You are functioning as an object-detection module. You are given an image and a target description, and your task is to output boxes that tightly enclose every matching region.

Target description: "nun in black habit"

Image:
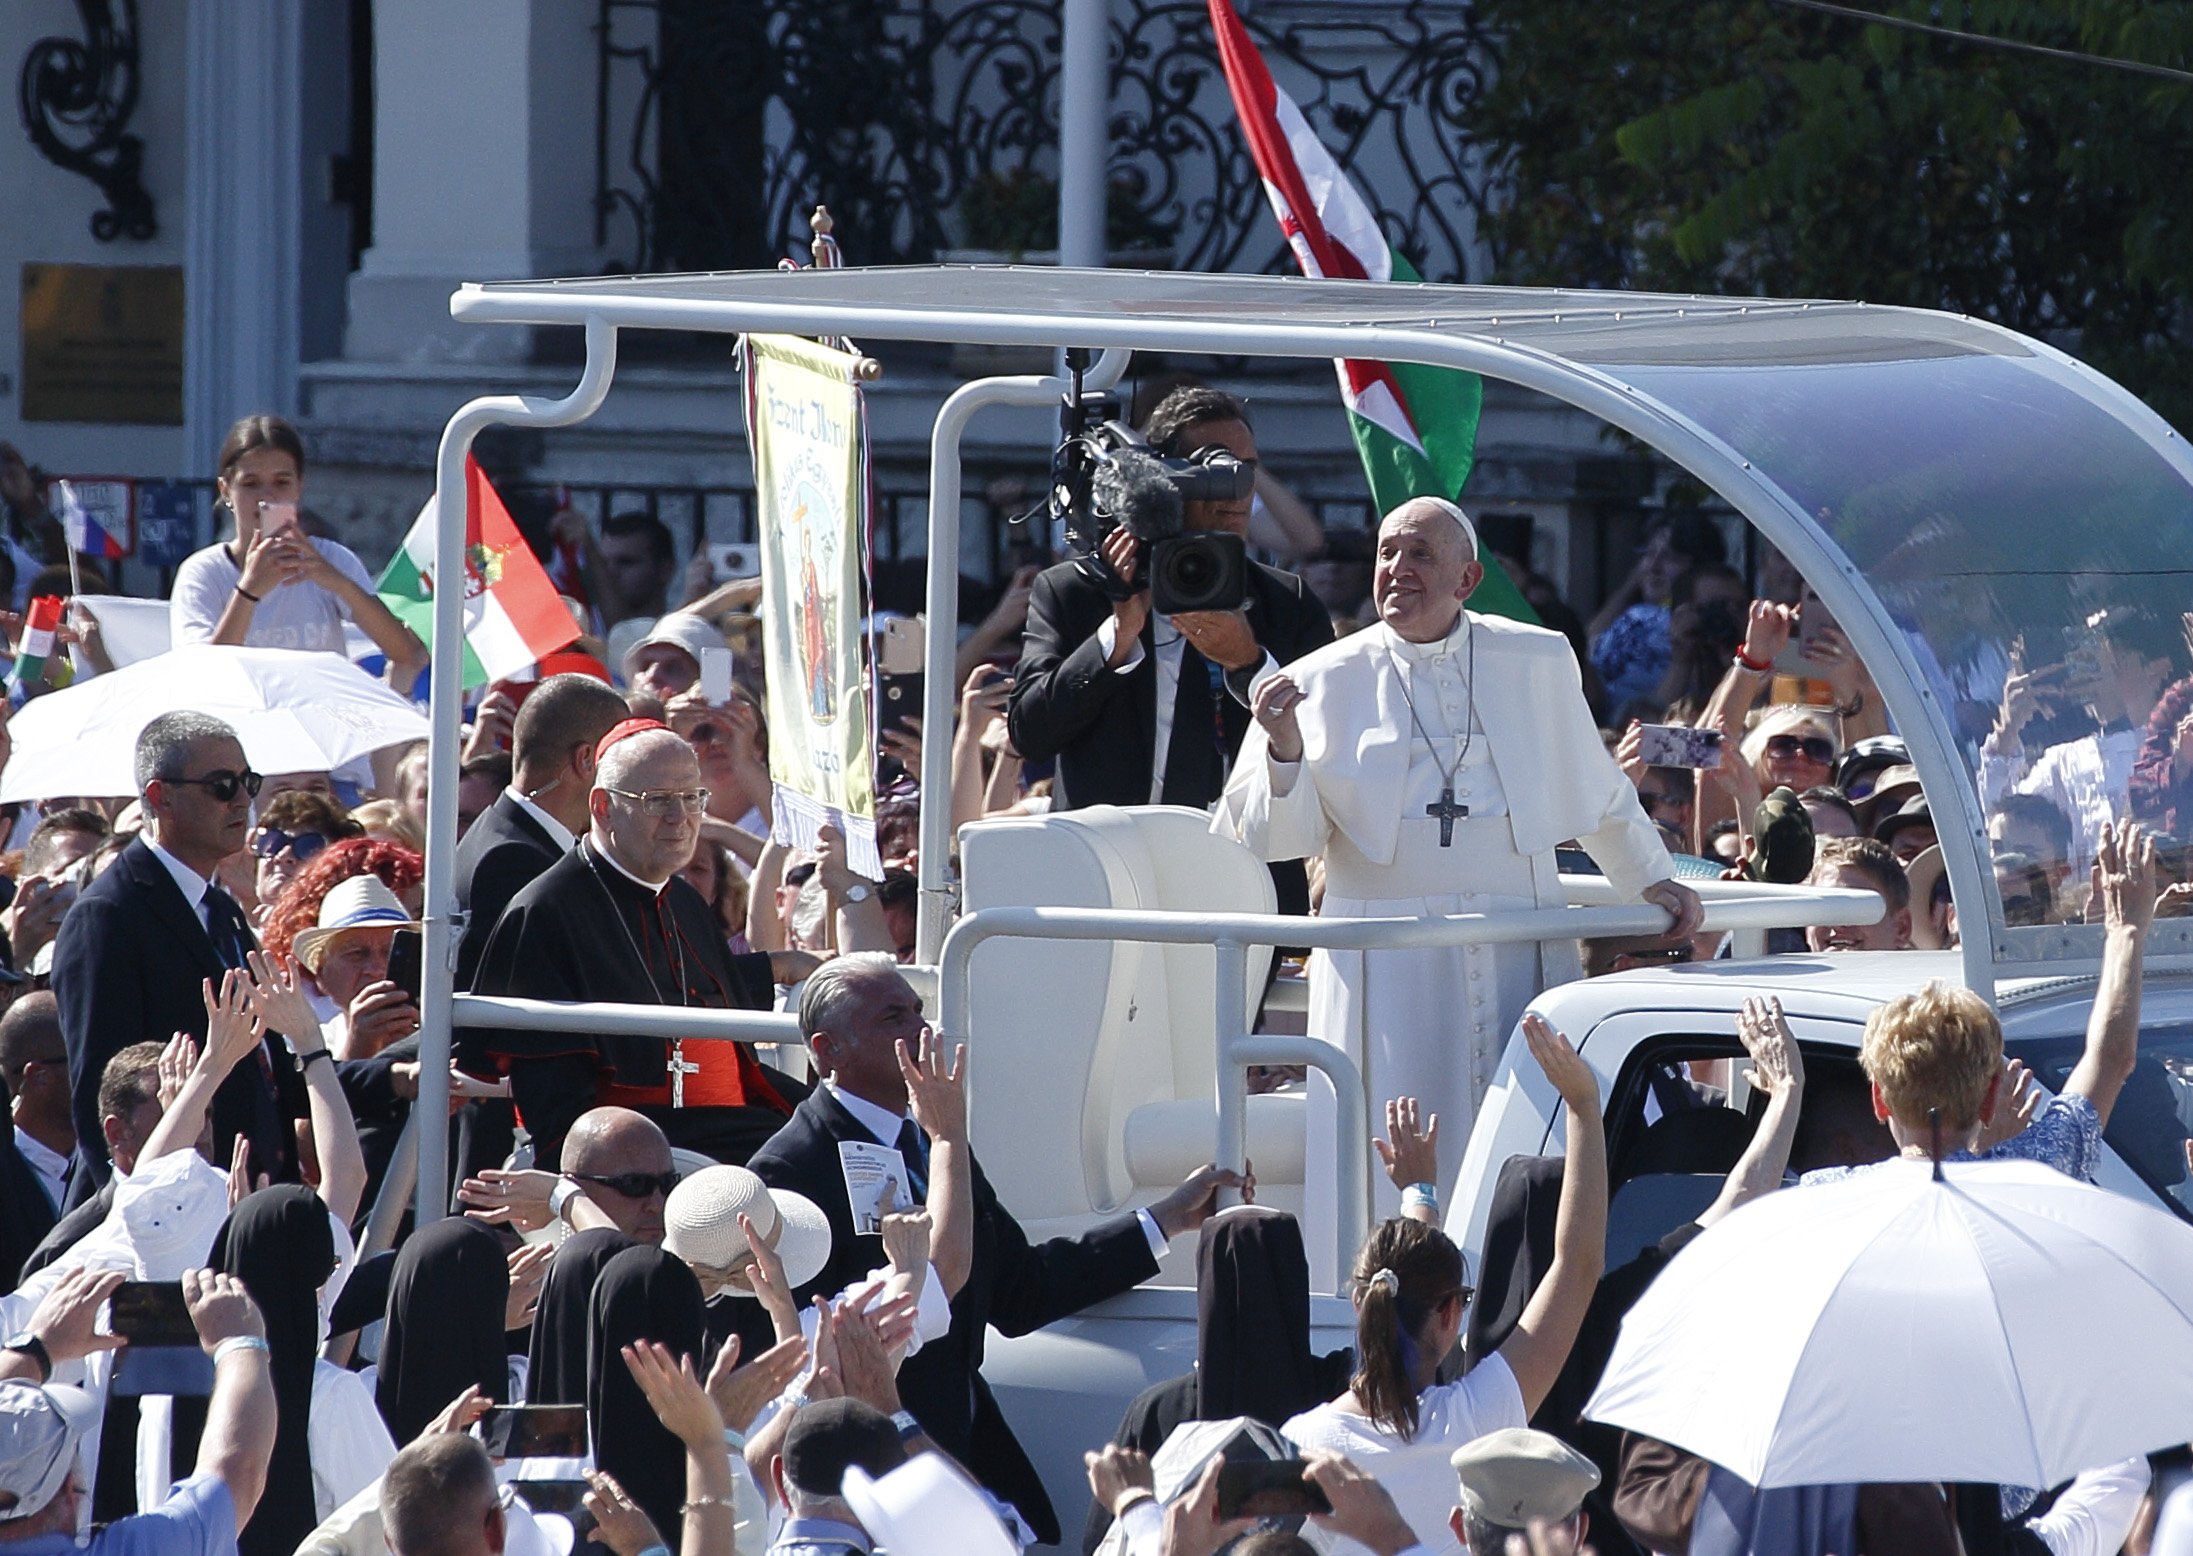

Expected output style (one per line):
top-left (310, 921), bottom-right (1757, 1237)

top-left (526, 1226), bottom-right (637, 1406)
top-left (586, 1244), bottom-right (708, 1540)
top-left (376, 1215), bottom-right (513, 1442)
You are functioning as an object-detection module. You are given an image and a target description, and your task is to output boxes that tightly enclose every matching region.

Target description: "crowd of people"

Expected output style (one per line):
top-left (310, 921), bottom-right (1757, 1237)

top-left (0, 385), bottom-right (2185, 1556)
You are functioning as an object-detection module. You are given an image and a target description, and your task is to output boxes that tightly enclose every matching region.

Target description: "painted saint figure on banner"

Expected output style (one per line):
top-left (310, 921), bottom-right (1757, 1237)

top-left (791, 492), bottom-right (838, 722)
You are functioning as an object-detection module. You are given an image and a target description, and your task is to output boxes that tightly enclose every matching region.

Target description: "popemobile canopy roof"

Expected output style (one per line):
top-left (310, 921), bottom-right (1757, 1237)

top-left (453, 265), bottom-right (2193, 994)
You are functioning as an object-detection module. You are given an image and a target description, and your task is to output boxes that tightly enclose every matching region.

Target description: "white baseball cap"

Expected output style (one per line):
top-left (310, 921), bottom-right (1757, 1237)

top-left (621, 613), bottom-right (722, 683)
top-left (0, 1380), bottom-right (99, 1520)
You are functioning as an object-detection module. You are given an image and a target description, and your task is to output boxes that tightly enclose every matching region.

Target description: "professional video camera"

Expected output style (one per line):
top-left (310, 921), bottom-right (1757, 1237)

top-left (1045, 353), bottom-right (1254, 614)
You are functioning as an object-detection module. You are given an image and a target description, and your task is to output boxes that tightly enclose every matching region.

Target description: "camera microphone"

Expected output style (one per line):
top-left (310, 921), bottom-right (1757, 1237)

top-left (1091, 447), bottom-right (1185, 543)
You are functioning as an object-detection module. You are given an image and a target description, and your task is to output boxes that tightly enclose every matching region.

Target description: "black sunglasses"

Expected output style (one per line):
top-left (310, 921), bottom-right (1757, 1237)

top-left (252, 827), bottom-right (329, 863)
top-left (572, 1169), bottom-right (680, 1200)
top-left (169, 769), bottom-right (263, 803)
top-left (1766, 734), bottom-right (1836, 764)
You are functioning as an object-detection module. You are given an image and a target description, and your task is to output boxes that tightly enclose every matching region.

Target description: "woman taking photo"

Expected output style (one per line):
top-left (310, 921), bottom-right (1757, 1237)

top-left (172, 414), bottom-right (426, 680)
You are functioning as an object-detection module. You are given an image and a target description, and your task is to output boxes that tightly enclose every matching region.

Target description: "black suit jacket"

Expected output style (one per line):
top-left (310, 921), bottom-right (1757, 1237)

top-left (747, 1089), bottom-right (1159, 1544)
top-left (17, 1180), bottom-right (109, 1284)
top-left (51, 840), bottom-right (301, 1202)
top-left (454, 792), bottom-right (564, 993)
top-left (0, 1126), bottom-right (59, 1293)
top-left (1009, 556), bottom-right (1333, 812)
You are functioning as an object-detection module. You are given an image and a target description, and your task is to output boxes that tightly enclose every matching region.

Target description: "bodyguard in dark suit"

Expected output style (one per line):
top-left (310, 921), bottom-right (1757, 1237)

top-left (453, 673), bottom-right (629, 989)
top-left (447, 674), bottom-right (628, 1185)
top-left (50, 713), bottom-right (302, 1204)
top-left (1010, 386), bottom-right (1334, 816)
top-left (747, 956), bottom-right (1240, 1545)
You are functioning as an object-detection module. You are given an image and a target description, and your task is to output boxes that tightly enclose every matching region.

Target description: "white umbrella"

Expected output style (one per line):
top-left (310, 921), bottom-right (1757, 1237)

top-left (1587, 1158), bottom-right (2193, 1490)
top-left (0, 645), bottom-right (428, 803)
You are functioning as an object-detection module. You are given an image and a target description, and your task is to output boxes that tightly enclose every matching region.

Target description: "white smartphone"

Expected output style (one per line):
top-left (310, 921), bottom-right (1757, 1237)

top-left (708, 542), bottom-right (761, 582)
top-left (258, 501), bottom-right (300, 539)
top-left (878, 615), bottom-right (925, 676)
top-left (700, 644), bottom-right (733, 705)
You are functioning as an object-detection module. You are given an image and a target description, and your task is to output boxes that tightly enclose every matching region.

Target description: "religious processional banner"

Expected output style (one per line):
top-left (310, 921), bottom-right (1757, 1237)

top-left (742, 333), bottom-right (882, 879)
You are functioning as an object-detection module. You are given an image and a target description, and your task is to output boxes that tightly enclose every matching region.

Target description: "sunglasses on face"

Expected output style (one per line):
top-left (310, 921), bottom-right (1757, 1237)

top-left (572, 1169), bottom-right (681, 1200)
top-left (1766, 734), bottom-right (1836, 765)
top-left (170, 769), bottom-right (264, 803)
top-left (252, 827), bottom-right (329, 863)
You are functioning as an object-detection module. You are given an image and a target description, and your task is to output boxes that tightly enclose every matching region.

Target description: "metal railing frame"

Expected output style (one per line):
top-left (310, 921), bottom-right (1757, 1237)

top-left (935, 885), bottom-right (1883, 1279)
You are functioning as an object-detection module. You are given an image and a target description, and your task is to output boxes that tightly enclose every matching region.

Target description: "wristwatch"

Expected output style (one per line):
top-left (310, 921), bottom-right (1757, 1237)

top-left (547, 1177), bottom-right (583, 1224)
top-left (889, 1409), bottom-right (922, 1442)
top-left (4, 1331), bottom-right (52, 1383)
top-left (842, 883), bottom-right (873, 905)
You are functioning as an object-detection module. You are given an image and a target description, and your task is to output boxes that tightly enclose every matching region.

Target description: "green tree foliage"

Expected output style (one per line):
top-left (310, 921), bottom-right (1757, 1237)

top-left (1474, 1), bottom-right (2193, 429)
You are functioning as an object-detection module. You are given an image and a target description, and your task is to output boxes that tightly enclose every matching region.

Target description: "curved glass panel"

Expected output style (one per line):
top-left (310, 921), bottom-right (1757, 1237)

top-left (1615, 345), bottom-right (2193, 958)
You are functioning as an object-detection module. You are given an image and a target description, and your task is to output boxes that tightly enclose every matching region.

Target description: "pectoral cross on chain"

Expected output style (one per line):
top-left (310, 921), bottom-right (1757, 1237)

top-left (666, 1039), bottom-right (701, 1108)
top-left (1426, 786), bottom-right (1469, 848)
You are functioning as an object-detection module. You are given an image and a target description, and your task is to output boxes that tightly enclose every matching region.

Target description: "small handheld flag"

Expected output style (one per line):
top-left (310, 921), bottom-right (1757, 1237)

top-left (8, 595), bottom-right (65, 698)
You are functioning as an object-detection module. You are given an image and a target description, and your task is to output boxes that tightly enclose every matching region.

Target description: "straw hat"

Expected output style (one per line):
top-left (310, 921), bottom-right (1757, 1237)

top-left (1906, 844), bottom-right (1953, 949)
top-left (664, 1165), bottom-right (831, 1293)
top-left (291, 875), bottom-right (418, 971)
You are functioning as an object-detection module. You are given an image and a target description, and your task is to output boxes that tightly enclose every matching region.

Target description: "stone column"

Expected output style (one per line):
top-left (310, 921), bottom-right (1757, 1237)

top-left (183, 0), bottom-right (302, 474)
top-left (344, 0), bottom-right (604, 364)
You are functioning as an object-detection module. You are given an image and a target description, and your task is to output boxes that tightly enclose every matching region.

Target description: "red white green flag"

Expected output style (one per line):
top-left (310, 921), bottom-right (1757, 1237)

top-left (377, 457), bottom-right (579, 688)
top-left (1207, 0), bottom-right (1535, 622)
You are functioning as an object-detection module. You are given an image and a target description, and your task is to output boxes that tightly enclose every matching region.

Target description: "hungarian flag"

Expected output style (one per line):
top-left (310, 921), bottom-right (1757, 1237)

top-left (7, 595), bottom-right (64, 698)
top-left (1208, 0), bottom-right (1535, 622)
top-left (377, 457), bottom-right (580, 689)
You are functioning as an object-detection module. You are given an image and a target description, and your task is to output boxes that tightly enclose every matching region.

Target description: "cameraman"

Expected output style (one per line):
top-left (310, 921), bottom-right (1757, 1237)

top-left (1009, 386), bottom-right (1333, 828)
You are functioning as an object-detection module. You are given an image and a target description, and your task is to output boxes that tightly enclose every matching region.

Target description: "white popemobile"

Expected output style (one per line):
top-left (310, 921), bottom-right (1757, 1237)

top-left (397, 266), bottom-right (2193, 1547)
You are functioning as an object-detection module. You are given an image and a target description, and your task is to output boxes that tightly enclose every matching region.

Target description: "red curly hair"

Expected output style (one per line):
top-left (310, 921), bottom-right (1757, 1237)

top-left (261, 837), bottom-right (425, 962)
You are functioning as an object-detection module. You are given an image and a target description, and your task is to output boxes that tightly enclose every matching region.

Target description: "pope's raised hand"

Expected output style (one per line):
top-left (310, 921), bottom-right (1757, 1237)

top-left (1254, 673), bottom-right (1306, 763)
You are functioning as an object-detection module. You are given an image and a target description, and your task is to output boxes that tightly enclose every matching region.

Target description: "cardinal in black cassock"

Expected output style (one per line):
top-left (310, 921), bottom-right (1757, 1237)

top-left (472, 721), bottom-right (807, 1169)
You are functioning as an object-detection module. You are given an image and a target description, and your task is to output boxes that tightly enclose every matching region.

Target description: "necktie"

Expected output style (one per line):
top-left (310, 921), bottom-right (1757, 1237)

top-left (892, 1118), bottom-right (930, 1200)
top-left (1160, 643), bottom-right (1229, 805)
top-left (203, 886), bottom-right (253, 969)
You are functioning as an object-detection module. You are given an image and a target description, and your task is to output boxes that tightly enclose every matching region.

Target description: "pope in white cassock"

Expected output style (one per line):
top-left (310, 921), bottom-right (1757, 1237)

top-left (1213, 498), bottom-right (1701, 1249)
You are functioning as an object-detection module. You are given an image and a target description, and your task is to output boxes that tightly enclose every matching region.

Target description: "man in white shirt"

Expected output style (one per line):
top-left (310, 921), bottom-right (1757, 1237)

top-left (1979, 607), bottom-right (2182, 877)
top-left (0, 997), bottom-right (73, 1215)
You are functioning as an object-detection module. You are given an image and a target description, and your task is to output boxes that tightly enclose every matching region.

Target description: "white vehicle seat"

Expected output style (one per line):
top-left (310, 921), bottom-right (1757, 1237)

top-left (958, 806), bottom-right (1300, 1278)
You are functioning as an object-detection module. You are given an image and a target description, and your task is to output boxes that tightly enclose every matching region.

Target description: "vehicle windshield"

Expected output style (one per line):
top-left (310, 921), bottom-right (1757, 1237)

top-left (2018, 1029), bottom-right (2193, 1221)
top-left (1614, 342), bottom-right (2193, 959)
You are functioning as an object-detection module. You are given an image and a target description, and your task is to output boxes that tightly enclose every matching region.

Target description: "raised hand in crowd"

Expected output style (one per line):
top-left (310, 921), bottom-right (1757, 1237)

top-left (141, 970), bottom-right (264, 1170)
top-left (457, 1167), bottom-right (561, 1232)
top-left (879, 714), bottom-right (923, 777)
top-left (815, 819), bottom-right (891, 956)
top-left (732, 1209), bottom-right (804, 1343)
top-left (703, 1331), bottom-right (807, 1438)
top-left (1975, 1058), bottom-right (2043, 1154)
top-left (420, 1384), bottom-right (492, 1442)
top-left (0, 1266), bottom-right (126, 1380)
top-left (2070, 818), bottom-right (2156, 1130)
top-left (505, 1242), bottom-right (553, 1332)
top-left (1161, 1456), bottom-right (1253, 1556)
top-left (2, 872), bottom-right (73, 969)
top-left (1082, 1443), bottom-right (1156, 1524)
top-left (1739, 598), bottom-right (1797, 668)
top-left (622, 1339), bottom-right (724, 1450)
top-left (1303, 1451), bottom-right (1421, 1556)
top-left (225, 1135), bottom-right (266, 1210)
top-left (581, 1470), bottom-right (664, 1556)
top-left (1498, 1014), bottom-right (1608, 1415)
top-left (880, 1210), bottom-right (931, 1284)
top-left (1698, 997), bottom-right (1808, 1228)
top-left (461, 688), bottom-right (518, 763)
top-left (245, 946), bottom-right (365, 1223)
top-left (1375, 1095), bottom-right (1442, 1226)
top-left (897, 1028), bottom-right (974, 1293)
